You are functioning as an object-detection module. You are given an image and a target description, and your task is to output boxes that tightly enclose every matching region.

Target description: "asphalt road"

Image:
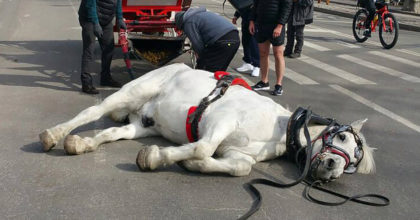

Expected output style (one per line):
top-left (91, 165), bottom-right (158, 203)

top-left (1, 0), bottom-right (419, 219)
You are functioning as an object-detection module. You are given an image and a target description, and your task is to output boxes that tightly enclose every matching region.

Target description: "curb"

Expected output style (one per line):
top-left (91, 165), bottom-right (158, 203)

top-left (329, 0), bottom-right (420, 17)
top-left (314, 6), bottom-right (420, 32)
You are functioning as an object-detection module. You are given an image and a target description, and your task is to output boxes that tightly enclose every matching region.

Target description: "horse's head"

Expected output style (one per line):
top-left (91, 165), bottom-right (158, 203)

top-left (309, 119), bottom-right (376, 182)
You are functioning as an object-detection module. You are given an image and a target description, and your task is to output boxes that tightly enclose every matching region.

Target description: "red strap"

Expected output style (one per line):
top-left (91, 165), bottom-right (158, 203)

top-left (214, 71), bottom-right (230, 80)
top-left (186, 106), bottom-right (198, 143)
top-left (232, 78), bottom-right (252, 90)
top-left (185, 72), bottom-right (251, 143)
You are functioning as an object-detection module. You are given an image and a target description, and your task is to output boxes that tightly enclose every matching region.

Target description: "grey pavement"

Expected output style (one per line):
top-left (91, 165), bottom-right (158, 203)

top-left (314, 0), bottom-right (420, 31)
top-left (1, 0), bottom-right (420, 220)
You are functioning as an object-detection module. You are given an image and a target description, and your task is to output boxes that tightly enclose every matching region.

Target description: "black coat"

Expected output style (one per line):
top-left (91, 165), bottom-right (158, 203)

top-left (290, 0), bottom-right (314, 26)
top-left (250, 0), bottom-right (293, 25)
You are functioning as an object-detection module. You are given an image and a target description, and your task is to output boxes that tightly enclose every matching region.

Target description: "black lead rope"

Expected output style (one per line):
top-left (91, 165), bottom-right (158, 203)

top-left (303, 180), bottom-right (390, 206)
top-left (238, 109), bottom-right (390, 220)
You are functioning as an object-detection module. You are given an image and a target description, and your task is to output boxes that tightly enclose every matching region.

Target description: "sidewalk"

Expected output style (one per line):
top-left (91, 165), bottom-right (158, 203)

top-left (314, 0), bottom-right (420, 32)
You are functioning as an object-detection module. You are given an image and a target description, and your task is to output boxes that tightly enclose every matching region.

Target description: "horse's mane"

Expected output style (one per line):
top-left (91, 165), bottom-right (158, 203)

top-left (356, 132), bottom-right (376, 174)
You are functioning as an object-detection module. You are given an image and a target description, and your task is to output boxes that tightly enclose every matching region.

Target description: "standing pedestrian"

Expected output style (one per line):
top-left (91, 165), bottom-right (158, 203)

top-left (175, 7), bottom-right (240, 72)
top-left (249, 0), bottom-right (293, 96)
top-left (284, 0), bottom-right (314, 58)
top-left (232, 7), bottom-right (260, 77)
top-left (78, 0), bottom-right (127, 94)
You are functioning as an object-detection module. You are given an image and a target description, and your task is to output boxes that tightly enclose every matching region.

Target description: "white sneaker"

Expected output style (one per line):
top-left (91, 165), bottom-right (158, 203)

top-left (236, 63), bottom-right (254, 72)
top-left (251, 67), bottom-right (260, 77)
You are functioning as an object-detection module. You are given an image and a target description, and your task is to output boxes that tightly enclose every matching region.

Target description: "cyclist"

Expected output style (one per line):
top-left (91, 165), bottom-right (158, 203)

top-left (359, 0), bottom-right (377, 37)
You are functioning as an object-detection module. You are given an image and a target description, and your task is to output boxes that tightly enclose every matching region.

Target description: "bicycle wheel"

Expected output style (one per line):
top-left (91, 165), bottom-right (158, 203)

top-left (352, 9), bottom-right (369, 42)
top-left (379, 13), bottom-right (399, 49)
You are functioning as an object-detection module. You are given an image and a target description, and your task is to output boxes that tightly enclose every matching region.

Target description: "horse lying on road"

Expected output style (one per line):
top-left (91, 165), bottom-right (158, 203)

top-left (39, 63), bottom-right (375, 181)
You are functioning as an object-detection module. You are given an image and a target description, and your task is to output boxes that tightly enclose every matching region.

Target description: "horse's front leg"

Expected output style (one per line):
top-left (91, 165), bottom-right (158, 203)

top-left (63, 117), bottom-right (159, 155)
top-left (136, 117), bottom-right (237, 171)
top-left (39, 92), bottom-right (131, 152)
top-left (181, 150), bottom-right (256, 176)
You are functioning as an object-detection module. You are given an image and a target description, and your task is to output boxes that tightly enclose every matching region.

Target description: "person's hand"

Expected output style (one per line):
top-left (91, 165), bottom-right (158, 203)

top-left (273, 24), bottom-right (283, 38)
top-left (249, 21), bottom-right (255, 35)
top-left (94, 23), bottom-right (103, 38)
top-left (118, 19), bottom-right (127, 30)
top-left (232, 17), bottom-right (238, 25)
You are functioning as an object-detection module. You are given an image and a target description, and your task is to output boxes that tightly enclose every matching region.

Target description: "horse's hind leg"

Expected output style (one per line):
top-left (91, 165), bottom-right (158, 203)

top-left (39, 93), bottom-right (132, 152)
top-left (181, 150), bottom-right (256, 176)
top-left (64, 116), bottom-right (158, 154)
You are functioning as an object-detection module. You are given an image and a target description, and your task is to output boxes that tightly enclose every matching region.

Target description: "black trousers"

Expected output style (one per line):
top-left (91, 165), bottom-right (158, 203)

top-left (241, 13), bottom-right (260, 67)
top-left (285, 21), bottom-right (305, 54)
top-left (80, 20), bottom-right (114, 86)
top-left (196, 31), bottom-right (240, 73)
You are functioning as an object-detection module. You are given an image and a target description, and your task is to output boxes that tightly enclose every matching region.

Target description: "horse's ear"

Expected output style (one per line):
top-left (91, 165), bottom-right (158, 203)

top-left (350, 118), bottom-right (368, 133)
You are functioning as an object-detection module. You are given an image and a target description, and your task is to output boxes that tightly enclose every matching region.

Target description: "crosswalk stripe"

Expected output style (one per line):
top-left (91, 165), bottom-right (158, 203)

top-left (310, 25), bottom-right (382, 47)
top-left (338, 54), bottom-right (420, 83)
top-left (336, 41), bottom-right (361, 48)
top-left (299, 55), bottom-right (376, 84)
top-left (369, 51), bottom-right (420, 68)
top-left (330, 84), bottom-right (420, 134)
top-left (304, 41), bottom-right (331, 51)
top-left (396, 49), bottom-right (420, 57)
top-left (284, 68), bottom-right (319, 85)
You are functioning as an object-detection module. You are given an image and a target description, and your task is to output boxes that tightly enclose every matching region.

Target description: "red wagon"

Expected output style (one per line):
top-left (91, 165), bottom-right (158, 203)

top-left (116, 0), bottom-right (195, 78)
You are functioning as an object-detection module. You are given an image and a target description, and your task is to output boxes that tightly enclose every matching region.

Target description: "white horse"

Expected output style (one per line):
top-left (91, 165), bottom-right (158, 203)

top-left (39, 63), bottom-right (375, 181)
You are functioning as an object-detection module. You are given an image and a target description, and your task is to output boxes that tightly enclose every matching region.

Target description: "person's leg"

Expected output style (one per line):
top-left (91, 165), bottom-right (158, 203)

top-left (271, 25), bottom-right (286, 95)
top-left (80, 20), bottom-right (98, 94)
top-left (364, 0), bottom-right (376, 37)
top-left (98, 22), bottom-right (120, 87)
top-left (294, 25), bottom-right (305, 54)
top-left (259, 41), bottom-right (271, 83)
top-left (284, 19), bottom-right (295, 56)
top-left (236, 20), bottom-right (254, 72)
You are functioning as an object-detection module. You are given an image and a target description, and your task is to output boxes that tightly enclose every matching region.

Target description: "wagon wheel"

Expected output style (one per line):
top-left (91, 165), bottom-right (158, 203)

top-left (184, 38), bottom-right (197, 69)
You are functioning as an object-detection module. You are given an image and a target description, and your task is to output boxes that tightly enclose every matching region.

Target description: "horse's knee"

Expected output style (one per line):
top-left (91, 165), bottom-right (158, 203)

top-left (193, 142), bottom-right (216, 160)
top-left (230, 160), bottom-right (252, 176)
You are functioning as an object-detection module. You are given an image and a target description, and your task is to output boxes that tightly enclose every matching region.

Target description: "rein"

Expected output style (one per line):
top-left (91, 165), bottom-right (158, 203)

top-left (239, 107), bottom-right (390, 219)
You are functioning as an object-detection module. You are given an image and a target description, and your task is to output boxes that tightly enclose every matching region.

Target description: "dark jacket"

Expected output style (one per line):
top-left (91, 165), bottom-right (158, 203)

top-left (290, 0), bottom-right (314, 26)
top-left (179, 7), bottom-right (238, 56)
top-left (249, 0), bottom-right (293, 25)
top-left (79, 0), bottom-right (123, 26)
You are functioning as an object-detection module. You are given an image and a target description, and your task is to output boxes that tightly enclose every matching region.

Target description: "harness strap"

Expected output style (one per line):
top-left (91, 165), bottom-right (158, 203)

top-left (185, 71), bottom-right (251, 143)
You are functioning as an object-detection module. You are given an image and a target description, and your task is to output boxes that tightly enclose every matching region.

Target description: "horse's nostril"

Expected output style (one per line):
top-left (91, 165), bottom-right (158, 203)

top-left (326, 158), bottom-right (335, 169)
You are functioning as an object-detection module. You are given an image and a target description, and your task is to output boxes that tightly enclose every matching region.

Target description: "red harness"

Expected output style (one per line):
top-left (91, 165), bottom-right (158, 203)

top-left (185, 71), bottom-right (252, 143)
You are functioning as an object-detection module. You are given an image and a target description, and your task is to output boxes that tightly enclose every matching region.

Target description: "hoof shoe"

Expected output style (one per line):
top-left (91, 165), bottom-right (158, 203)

top-left (39, 129), bottom-right (57, 152)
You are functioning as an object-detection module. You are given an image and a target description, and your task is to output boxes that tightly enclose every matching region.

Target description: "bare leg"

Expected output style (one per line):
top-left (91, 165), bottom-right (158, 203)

top-left (273, 45), bottom-right (285, 86)
top-left (258, 41), bottom-right (271, 83)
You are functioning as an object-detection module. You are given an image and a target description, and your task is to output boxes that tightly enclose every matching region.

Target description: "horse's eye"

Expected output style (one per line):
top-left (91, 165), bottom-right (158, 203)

top-left (338, 133), bottom-right (346, 141)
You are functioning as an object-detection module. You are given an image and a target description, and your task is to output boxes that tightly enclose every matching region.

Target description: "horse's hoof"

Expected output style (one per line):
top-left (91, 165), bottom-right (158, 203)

top-left (64, 135), bottom-right (86, 155)
top-left (136, 145), bottom-right (161, 171)
top-left (39, 129), bottom-right (57, 152)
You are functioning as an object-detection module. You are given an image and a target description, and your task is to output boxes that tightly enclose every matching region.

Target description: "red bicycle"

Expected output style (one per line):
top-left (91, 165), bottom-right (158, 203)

top-left (352, 1), bottom-right (399, 49)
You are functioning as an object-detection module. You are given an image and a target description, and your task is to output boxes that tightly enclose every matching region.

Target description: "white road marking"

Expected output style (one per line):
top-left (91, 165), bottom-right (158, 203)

top-left (235, 51), bottom-right (319, 85)
top-left (300, 55), bottom-right (376, 84)
top-left (330, 84), bottom-right (420, 133)
top-left (304, 41), bottom-right (331, 51)
top-left (310, 25), bottom-right (382, 47)
top-left (369, 51), bottom-right (420, 68)
top-left (337, 54), bottom-right (420, 83)
top-left (396, 49), bottom-right (420, 57)
top-left (305, 28), bottom-right (333, 33)
top-left (336, 41), bottom-right (361, 48)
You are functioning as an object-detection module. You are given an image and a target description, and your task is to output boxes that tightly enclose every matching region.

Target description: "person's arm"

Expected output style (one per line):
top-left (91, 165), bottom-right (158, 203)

top-left (298, 0), bottom-right (313, 7)
top-left (249, 0), bottom-right (259, 22)
top-left (277, 0), bottom-right (293, 25)
top-left (86, 0), bottom-right (99, 24)
top-left (184, 22), bottom-right (205, 56)
top-left (116, 0), bottom-right (127, 29)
